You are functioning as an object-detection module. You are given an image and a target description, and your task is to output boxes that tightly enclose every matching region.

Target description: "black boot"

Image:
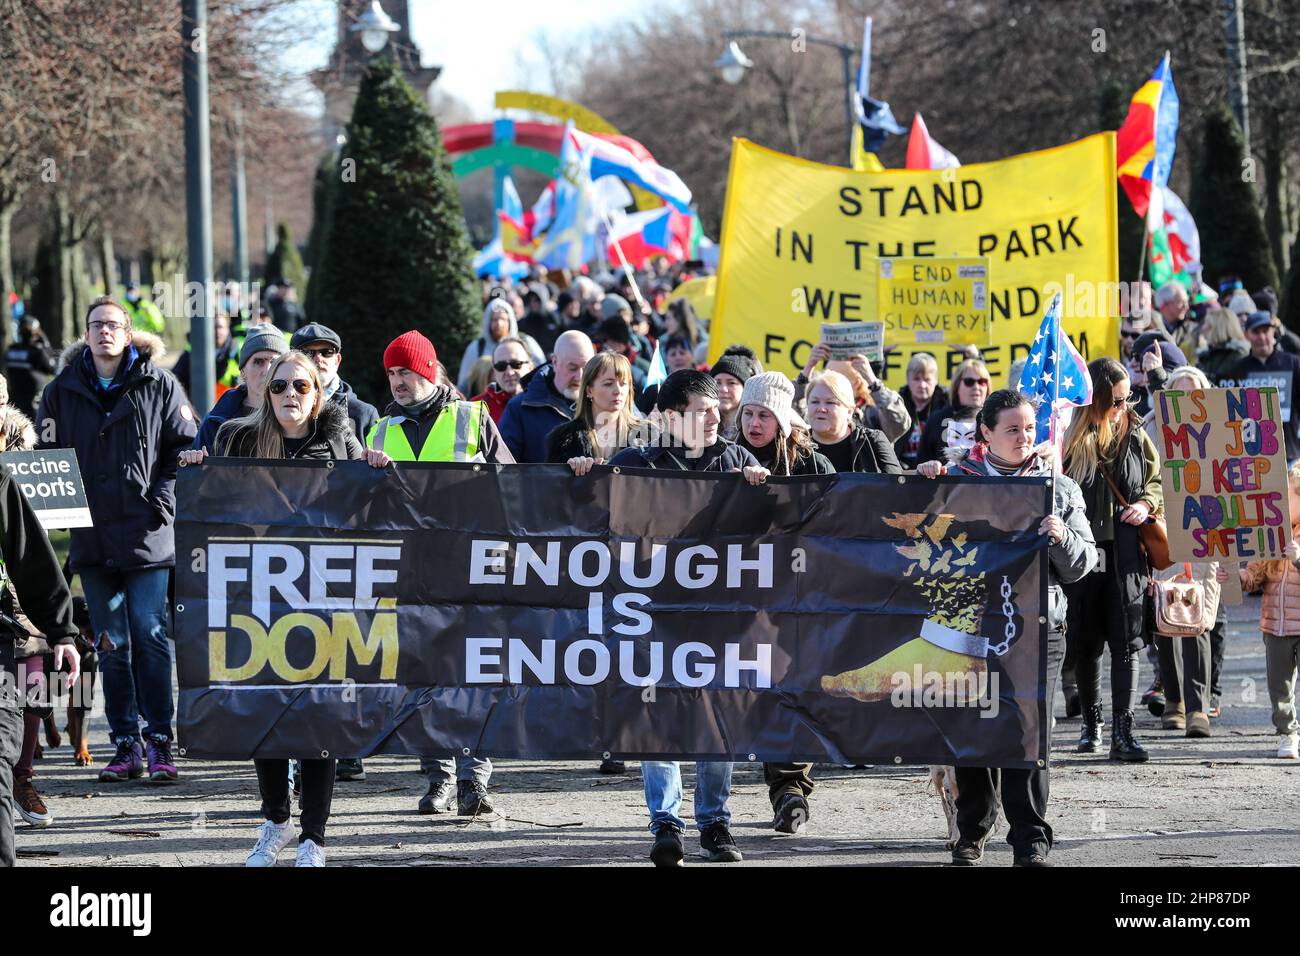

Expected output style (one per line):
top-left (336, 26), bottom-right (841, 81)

top-left (1109, 710), bottom-right (1149, 762)
top-left (1064, 686), bottom-right (1082, 719)
top-left (1077, 704), bottom-right (1103, 753)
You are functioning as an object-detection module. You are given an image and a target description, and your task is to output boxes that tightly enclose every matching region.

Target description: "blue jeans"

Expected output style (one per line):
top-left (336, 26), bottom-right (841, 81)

top-left (80, 567), bottom-right (175, 744)
top-left (419, 755), bottom-right (492, 786)
top-left (641, 761), bottom-right (733, 834)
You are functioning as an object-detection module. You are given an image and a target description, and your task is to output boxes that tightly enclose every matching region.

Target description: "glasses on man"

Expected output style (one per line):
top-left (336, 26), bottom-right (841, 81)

top-left (962, 376), bottom-right (990, 388)
top-left (304, 346), bottom-right (339, 359)
top-left (268, 378), bottom-right (313, 396)
top-left (493, 359), bottom-right (528, 372)
top-left (88, 320), bottom-right (127, 333)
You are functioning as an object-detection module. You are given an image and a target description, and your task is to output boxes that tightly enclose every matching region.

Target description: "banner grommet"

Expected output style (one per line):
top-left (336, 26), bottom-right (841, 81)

top-left (602, 751), bottom-right (611, 759)
top-left (1038, 616), bottom-right (1047, 624)
top-left (893, 756), bottom-right (902, 764)
top-left (462, 747), bottom-right (471, 755)
top-left (176, 604), bottom-right (184, 613)
top-left (325, 461), bottom-right (334, 469)
top-left (1037, 759), bottom-right (1045, 767)
top-left (612, 467), bottom-right (621, 474)
top-left (321, 750), bottom-right (330, 758)
top-left (896, 476), bottom-right (905, 484)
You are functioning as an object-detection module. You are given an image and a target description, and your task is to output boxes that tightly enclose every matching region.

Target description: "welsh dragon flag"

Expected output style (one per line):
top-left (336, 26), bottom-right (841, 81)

top-left (1146, 185), bottom-right (1201, 292)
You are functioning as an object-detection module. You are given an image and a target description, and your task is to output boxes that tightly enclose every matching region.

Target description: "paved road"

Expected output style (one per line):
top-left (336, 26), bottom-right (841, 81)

top-left (15, 596), bottom-right (1299, 867)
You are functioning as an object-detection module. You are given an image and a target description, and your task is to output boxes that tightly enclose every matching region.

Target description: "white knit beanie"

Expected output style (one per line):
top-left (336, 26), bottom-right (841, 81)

top-left (740, 372), bottom-right (808, 436)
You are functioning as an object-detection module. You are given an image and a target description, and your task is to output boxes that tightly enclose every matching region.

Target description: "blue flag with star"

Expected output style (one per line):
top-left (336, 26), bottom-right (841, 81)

top-left (1016, 293), bottom-right (1094, 447)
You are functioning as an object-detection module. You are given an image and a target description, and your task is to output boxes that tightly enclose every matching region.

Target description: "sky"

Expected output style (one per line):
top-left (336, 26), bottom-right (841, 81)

top-left (283, 0), bottom-right (655, 120)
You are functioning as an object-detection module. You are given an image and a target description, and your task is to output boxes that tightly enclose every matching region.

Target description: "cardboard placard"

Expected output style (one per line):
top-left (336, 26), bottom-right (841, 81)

top-left (877, 256), bottom-right (990, 348)
top-left (0, 448), bottom-right (93, 530)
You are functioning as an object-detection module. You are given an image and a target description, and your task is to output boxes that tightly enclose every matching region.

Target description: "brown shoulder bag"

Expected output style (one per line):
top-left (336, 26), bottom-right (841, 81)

top-left (1101, 469), bottom-right (1173, 571)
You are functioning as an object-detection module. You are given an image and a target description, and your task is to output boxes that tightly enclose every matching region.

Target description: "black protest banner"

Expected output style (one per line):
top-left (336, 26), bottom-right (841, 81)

top-left (175, 461), bottom-right (1050, 767)
top-left (0, 448), bottom-right (92, 529)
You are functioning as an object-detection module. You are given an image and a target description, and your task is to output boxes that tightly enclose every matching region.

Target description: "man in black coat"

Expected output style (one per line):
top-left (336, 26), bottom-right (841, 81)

top-left (1226, 312), bottom-right (1300, 462)
top-left (5, 317), bottom-right (57, 419)
top-left (37, 296), bottom-right (197, 784)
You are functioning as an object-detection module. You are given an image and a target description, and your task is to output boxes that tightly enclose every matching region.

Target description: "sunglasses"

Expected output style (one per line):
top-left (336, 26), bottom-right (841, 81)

top-left (269, 378), bottom-right (313, 396)
top-left (1119, 329), bottom-right (1140, 340)
top-left (1111, 395), bottom-right (1134, 409)
top-left (494, 359), bottom-right (528, 371)
top-left (962, 377), bottom-right (990, 388)
top-left (304, 346), bottom-right (339, 358)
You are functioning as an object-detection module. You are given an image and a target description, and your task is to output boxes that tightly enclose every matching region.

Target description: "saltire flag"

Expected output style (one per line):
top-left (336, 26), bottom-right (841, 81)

top-left (905, 114), bottom-right (960, 170)
top-left (851, 17), bottom-right (904, 162)
top-left (568, 125), bottom-right (692, 213)
top-left (472, 237), bottom-right (530, 279)
top-left (1017, 293), bottom-right (1093, 459)
top-left (1146, 185), bottom-right (1201, 292)
top-left (644, 338), bottom-right (669, 389)
top-left (1116, 52), bottom-right (1179, 219)
top-left (535, 122), bottom-right (598, 270)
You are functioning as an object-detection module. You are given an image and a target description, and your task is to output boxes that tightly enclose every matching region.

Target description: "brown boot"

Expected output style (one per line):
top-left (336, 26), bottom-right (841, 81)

top-left (1161, 700), bottom-right (1186, 730)
top-left (14, 776), bottom-right (54, 828)
top-left (1186, 711), bottom-right (1211, 738)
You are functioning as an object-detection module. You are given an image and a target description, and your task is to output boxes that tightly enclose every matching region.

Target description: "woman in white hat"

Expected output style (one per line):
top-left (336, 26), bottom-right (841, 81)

top-left (736, 372), bottom-right (833, 476)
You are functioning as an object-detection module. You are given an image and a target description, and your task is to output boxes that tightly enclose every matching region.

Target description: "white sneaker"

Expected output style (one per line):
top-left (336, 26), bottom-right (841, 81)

top-left (296, 839), bottom-right (326, 867)
top-left (1277, 734), bottom-right (1299, 759)
top-left (245, 819), bottom-right (294, 867)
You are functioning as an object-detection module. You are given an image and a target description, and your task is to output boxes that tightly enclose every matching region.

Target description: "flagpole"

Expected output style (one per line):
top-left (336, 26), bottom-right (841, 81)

top-left (1052, 295), bottom-right (1063, 480)
top-left (601, 206), bottom-right (649, 311)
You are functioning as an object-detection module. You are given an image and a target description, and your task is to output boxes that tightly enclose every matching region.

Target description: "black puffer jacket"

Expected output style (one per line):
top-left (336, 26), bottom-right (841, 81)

top-left (37, 332), bottom-right (197, 572)
top-left (813, 423), bottom-right (903, 474)
top-left (215, 400), bottom-right (364, 461)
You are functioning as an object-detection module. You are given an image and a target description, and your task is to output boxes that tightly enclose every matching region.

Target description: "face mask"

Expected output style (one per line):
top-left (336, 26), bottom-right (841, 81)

top-left (126, 293), bottom-right (140, 304)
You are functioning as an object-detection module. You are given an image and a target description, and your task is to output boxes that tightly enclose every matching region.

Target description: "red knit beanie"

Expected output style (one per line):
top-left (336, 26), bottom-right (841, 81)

top-left (383, 330), bottom-right (439, 384)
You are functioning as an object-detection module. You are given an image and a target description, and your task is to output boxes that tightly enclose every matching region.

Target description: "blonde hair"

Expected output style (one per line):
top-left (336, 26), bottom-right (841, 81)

top-left (823, 360), bottom-right (873, 407)
top-left (1063, 356), bottom-right (1135, 486)
top-left (812, 369), bottom-right (856, 410)
top-left (217, 352), bottom-right (325, 459)
top-left (467, 354), bottom-right (493, 397)
top-left (1199, 306), bottom-right (1247, 347)
top-left (1164, 365), bottom-right (1211, 391)
top-left (573, 351), bottom-right (642, 451)
top-left (950, 359), bottom-right (990, 408)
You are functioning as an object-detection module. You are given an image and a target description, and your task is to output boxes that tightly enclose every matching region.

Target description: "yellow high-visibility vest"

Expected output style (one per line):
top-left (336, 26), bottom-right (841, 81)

top-left (365, 400), bottom-right (485, 462)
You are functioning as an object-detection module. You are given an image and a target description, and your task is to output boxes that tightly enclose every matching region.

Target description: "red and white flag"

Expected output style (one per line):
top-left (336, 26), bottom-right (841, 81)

top-left (905, 114), bottom-right (960, 170)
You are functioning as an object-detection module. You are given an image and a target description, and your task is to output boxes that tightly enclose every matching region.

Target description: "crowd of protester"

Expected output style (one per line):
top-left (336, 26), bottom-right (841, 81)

top-left (2, 268), bottom-right (1300, 870)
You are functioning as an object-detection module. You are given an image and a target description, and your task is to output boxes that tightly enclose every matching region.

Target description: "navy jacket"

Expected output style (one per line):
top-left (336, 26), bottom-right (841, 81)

top-left (37, 332), bottom-right (198, 571)
top-left (609, 438), bottom-right (759, 472)
top-left (499, 365), bottom-right (575, 463)
top-left (192, 384), bottom-right (252, 453)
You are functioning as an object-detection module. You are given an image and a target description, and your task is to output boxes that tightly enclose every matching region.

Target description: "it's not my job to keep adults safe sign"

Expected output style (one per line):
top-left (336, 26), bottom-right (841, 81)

top-left (0, 449), bottom-right (93, 529)
top-left (877, 256), bottom-right (990, 348)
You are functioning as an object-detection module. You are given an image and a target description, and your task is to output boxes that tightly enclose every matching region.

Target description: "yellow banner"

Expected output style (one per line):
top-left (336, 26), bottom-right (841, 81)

top-left (710, 134), bottom-right (1119, 388)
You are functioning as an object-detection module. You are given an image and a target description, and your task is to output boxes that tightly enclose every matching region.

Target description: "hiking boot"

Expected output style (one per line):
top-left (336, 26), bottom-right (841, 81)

top-left (951, 837), bottom-right (985, 866)
top-left (418, 780), bottom-right (454, 814)
top-left (144, 736), bottom-right (178, 783)
top-left (1077, 704), bottom-right (1104, 753)
top-left (1185, 711), bottom-right (1211, 738)
top-left (1109, 710), bottom-right (1149, 762)
top-left (99, 739), bottom-right (144, 782)
top-left (335, 758), bottom-right (365, 781)
top-left (457, 779), bottom-right (494, 815)
top-left (650, 823), bottom-right (684, 867)
top-left (598, 758), bottom-right (627, 774)
top-left (1161, 700), bottom-right (1186, 730)
top-left (1014, 853), bottom-right (1051, 867)
top-left (772, 792), bottom-right (809, 834)
top-left (699, 823), bottom-right (743, 862)
top-left (14, 776), bottom-right (53, 827)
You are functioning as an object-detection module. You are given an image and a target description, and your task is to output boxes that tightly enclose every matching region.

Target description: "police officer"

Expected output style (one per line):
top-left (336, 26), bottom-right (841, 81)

top-left (121, 283), bottom-right (166, 336)
top-left (5, 317), bottom-right (56, 418)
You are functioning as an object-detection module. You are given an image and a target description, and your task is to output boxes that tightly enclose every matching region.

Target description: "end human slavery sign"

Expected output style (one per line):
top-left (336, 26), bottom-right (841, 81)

top-left (709, 134), bottom-right (1118, 388)
top-left (175, 461), bottom-right (1051, 768)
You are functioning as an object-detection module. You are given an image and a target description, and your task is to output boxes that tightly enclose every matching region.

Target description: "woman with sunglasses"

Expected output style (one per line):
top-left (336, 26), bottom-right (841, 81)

top-left (179, 351), bottom-right (391, 866)
top-left (807, 370), bottom-right (902, 474)
top-left (916, 359), bottom-right (991, 473)
top-left (1060, 356), bottom-right (1163, 762)
top-left (471, 337), bottom-right (534, 423)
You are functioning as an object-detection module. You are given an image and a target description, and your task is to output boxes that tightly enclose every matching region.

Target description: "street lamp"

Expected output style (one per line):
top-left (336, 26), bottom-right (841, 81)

top-left (714, 30), bottom-right (857, 163)
top-left (352, 0), bottom-right (399, 54)
top-left (714, 41), bottom-right (754, 85)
